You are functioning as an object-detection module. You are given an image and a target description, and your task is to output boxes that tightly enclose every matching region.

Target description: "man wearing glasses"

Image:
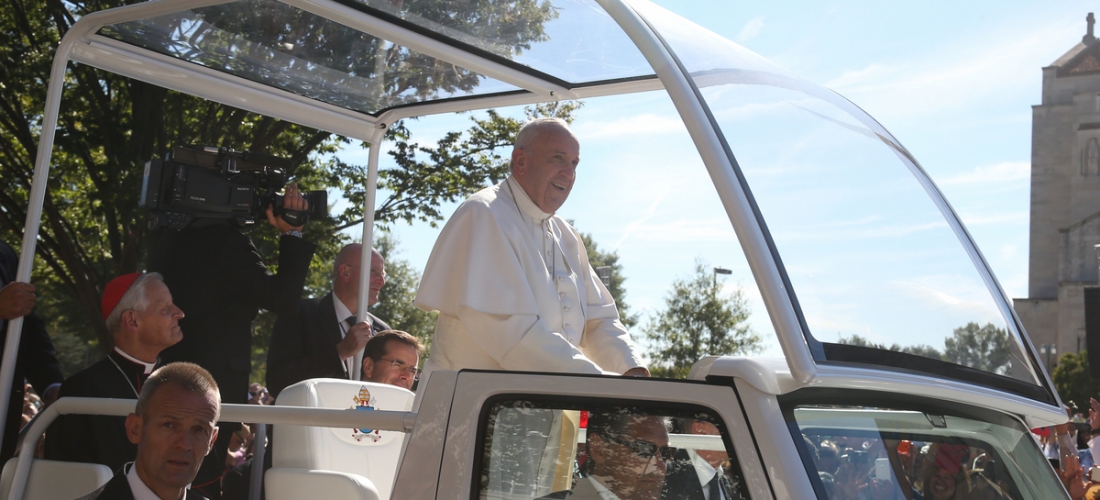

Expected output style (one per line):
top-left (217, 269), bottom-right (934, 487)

top-left (267, 243), bottom-right (392, 398)
top-left (544, 410), bottom-right (671, 500)
top-left (361, 330), bottom-right (423, 391)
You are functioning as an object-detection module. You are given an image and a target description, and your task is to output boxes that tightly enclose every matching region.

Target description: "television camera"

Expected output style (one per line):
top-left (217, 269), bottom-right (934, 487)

top-left (140, 145), bottom-right (327, 230)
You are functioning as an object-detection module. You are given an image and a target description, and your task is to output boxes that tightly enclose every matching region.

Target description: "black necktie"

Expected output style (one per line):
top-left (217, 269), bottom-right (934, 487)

top-left (344, 315), bottom-right (356, 331)
top-left (707, 474), bottom-right (721, 500)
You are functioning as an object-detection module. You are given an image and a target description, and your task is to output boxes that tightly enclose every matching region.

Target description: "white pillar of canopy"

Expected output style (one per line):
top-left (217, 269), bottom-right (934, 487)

top-left (353, 125), bottom-right (385, 382)
top-left (0, 31), bottom-right (78, 458)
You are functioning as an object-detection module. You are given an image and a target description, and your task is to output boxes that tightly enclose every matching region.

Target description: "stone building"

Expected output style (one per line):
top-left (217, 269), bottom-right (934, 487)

top-left (1014, 14), bottom-right (1100, 371)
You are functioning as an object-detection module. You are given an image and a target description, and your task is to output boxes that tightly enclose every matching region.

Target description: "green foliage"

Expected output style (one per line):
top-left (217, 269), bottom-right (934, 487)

top-left (837, 322), bottom-right (1011, 374)
top-left (578, 231), bottom-right (637, 328)
top-left (943, 322), bottom-right (1010, 375)
top-left (335, 101), bottom-right (583, 230)
top-left (370, 233), bottom-right (437, 354)
top-left (644, 260), bottom-right (760, 379)
top-left (1053, 351), bottom-right (1100, 412)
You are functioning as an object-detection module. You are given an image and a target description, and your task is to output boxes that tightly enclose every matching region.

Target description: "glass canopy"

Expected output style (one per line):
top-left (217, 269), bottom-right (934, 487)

top-left (90, 0), bottom-right (1053, 403)
top-left (98, 0), bottom-right (656, 116)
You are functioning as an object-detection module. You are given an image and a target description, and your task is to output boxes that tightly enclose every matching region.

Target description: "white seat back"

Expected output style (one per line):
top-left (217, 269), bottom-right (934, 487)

top-left (266, 469), bottom-right (380, 500)
top-left (273, 379), bottom-right (414, 500)
top-left (0, 458), bottom-right (112, 500)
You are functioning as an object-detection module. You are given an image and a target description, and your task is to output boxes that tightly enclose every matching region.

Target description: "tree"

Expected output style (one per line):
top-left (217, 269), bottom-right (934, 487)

top-left (0, 0), bottom-right (567, 374)
top-left (943, 322), bottom-right (1010, 375)
top-left (370, 233), bottom-right (437, 352)
top-left (644, 260), bottom-right (760, 378)
top-left (578, 231), bottom-right (637, 328)
top-left (1052, 351), bottom-right (1100, 412)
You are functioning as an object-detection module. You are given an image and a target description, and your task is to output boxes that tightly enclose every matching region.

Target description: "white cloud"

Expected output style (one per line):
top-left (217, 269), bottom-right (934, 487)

top-left (823, 21), bottom-right (1071, 121)
top-left (737, 16), bottom-right (764, 43)
top-left (938, 161), bottom-right (1030, 186)
top-left (573, 113), bottom-right (686, 140)
top-left (825, 63), bottom-right (901, 89)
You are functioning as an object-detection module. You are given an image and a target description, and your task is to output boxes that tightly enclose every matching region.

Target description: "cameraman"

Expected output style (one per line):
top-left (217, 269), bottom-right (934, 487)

top-left (150, 183), bottom-right (316, 497)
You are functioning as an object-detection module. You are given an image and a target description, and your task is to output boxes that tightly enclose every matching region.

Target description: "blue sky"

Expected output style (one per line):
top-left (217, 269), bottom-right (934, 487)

top-left (342, 2), bottom-right (1097, 359)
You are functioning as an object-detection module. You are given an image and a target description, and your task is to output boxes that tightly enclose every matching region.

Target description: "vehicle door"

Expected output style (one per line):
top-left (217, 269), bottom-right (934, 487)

top-left (425, 370), bottom-right (775, 500)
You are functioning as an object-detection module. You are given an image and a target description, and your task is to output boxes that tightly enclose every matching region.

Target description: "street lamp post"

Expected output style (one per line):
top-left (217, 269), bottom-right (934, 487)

top-left (713, 267), bottom-right (731, 294)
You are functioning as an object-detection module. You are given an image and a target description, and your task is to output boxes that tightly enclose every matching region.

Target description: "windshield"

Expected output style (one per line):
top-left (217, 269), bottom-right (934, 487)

top-left (631, 0), bottom-right (1047, 395)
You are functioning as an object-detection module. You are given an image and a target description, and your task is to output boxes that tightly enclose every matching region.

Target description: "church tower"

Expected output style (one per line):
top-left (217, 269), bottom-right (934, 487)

top-left (1014, 13), bottom-right (1100, 370)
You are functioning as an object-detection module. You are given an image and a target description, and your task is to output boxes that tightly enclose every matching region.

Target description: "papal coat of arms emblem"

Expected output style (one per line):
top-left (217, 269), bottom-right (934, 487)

top-left (350, 386), bottom-right (382, 442)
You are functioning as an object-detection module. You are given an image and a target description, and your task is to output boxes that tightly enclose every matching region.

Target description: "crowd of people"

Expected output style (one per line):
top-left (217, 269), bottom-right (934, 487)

top-left (800, 433), bottom-right (1018, 500)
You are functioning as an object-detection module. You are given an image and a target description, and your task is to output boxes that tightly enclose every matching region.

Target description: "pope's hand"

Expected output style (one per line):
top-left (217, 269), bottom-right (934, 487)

top-left (0, 282), bottom-right (35, 320)
top-left (622, 367), bottom-right (650, 377)
top-left (337, 321), bottom-right (373, 361)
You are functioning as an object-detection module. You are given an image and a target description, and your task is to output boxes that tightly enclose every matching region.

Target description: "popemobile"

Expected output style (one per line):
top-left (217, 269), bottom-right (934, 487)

top-left (0, 0), bottom-right (1074, 499)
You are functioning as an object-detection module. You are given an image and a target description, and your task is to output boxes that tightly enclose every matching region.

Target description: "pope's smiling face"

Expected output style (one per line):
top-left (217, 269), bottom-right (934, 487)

top-left (512, 123), bottom-right (580, 214)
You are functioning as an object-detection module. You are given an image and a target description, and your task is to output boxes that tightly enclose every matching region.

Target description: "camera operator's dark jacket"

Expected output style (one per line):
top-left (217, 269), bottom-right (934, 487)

top-left (151, 224), bottom-right (316, 406)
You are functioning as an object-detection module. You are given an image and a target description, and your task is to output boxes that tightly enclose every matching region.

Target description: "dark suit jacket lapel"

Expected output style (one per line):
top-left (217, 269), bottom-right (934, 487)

top-left (316, 293), bottom-right (346, 378)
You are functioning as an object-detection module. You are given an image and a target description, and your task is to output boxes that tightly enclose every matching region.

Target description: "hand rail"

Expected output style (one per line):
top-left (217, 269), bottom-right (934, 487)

top-left (7, 398), bottom-right (416, 500)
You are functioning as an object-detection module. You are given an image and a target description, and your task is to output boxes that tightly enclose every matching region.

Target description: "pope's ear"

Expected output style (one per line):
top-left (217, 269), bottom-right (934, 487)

top-left (511, 148), bottom-right (527, 177)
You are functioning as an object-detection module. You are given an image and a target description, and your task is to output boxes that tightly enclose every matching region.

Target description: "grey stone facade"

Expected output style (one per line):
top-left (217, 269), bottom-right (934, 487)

top-left (1014, 25), bottom-right (1100, 370)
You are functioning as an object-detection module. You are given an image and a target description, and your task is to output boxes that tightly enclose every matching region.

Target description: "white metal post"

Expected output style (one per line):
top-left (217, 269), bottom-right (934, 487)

top-left (0, 37), bottom-right (77, 462)
top-left (352, 126), bottom-right (385, 381)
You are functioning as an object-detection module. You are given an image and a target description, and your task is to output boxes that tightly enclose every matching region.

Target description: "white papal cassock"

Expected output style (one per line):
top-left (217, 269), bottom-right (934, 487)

top-left (415, 176), bottom-right (645, 379)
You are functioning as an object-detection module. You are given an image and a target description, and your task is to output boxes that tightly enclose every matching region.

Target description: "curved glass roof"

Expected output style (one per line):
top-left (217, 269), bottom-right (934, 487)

top-left (98, 0), bottom-right (656, 116)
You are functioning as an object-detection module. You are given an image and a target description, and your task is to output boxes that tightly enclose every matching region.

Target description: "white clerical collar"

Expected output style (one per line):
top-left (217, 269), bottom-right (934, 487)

top-left (689, 449), bottom-right (723, 500)
top-left (588, 476), bottom-right (623, 500)
top-left (332, 289), bottom-right (355, 334)
top-left (114, 347), bottom-right (157, 375)
top-left (126, 462), bottom-right (189, 500)
top-left (505, 175), bottom-right (553, 222)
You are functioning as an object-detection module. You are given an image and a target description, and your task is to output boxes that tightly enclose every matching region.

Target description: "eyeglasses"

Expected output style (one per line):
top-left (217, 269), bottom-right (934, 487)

top-left (340, 264), bottom-right (387, 281)
top-left (603, 433), bottom-right (675, 462)
top-left (375, 357), bottom-right (419, 378)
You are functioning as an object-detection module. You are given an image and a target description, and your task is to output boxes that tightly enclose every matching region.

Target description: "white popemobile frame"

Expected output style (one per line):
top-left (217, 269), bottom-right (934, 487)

top-left (0, 0), bottom-right (1069, 498)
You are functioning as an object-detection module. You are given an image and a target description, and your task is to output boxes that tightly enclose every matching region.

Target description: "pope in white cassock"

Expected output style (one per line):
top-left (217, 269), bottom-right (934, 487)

top-left (415, 118), bottom-right (649, 379)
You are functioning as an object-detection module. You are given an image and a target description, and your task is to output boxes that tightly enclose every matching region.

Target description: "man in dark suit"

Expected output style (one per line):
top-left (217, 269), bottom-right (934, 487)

top-left (543, 410), bottom-right (670, 500)
top-left (151, 184), bottom-right (315, 496)
top-left (267, 243), bottom-right (390, 398)
top-left (45, 272), bottom-right (184, 473)
top-left (661, 418), bottom-right (737, 500)
top-left (77, 362), bottom-right (220, 500)
top-left (0, 238), bottom-right (63, 463)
